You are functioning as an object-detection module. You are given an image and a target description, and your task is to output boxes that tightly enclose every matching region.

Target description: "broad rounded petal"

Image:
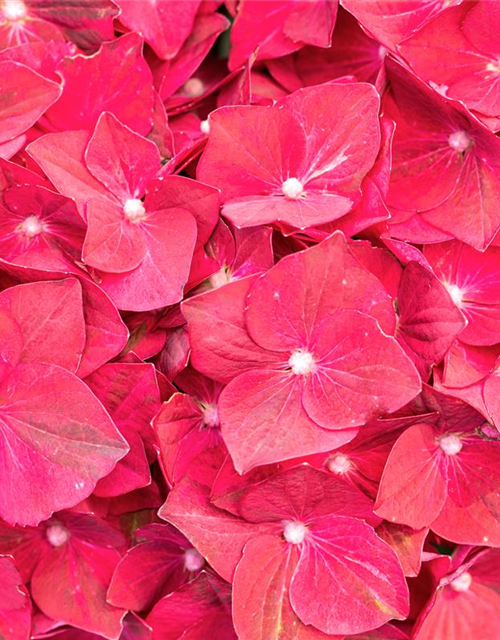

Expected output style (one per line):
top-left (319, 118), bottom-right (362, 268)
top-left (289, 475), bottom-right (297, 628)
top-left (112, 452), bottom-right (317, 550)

top-left (198, 103), bottom-right (307, 200)
top-left (290, 515), bottom-right (409, 635)
top-left (432, 435), bottom-right (500, 546)
top-left (233, 536), bottom-right (335, 640)
top-left (239, 466), bottom-right (378, 526)
top-left (0, 556), bottom-right (31, 640)
top-left (100, 209), bottom-right (197, 311)
top-left (375, 424), bottom-right (447, 529)
top-left (0, 62), bottom-right (61, 145)
top-left (414, 562), bottom-right (500, 640)
top-left (424, 241), bottom-right (500, 346)
top-left (222, 192), bottom-right (353, 229)
top-left (45, 33), bottom-right (154, 135)
top-left (146, 572), bottom-right (235, 640)
top-left (85, 112), bottom-right (161, 201)
top-left (376, 522), bottom-right (428, 577)
top-left (182, 276), bottom-right (282, 383)
top-left (76, 279), bottom-right (129, 379)
top-left (0, 279), bottom-right (86, 372)
top-left (31, 539), bottom-right (125, 639)
top-left (303, 311), bottom-right (421, 429)
top-left (399, 3), bottom-right (500, 118)
top-left (83, 199), bottom-right (148, 273)
top-left (219, 369), bottom-right (357, 474)
top-left (107, 523), bottom-right (197, 612)
top-left (0, 363), bottom-right (128, 526)
top-left (396, 261), bottom-right (466, 378)
top-left (342, 0), bottom-right (455, 50)
top-left (115, 0), bottom-right (201, 60)
top-left (246, 232), bottom-right (396, 353)
top-left (159, 478), bottom-right (276, 582)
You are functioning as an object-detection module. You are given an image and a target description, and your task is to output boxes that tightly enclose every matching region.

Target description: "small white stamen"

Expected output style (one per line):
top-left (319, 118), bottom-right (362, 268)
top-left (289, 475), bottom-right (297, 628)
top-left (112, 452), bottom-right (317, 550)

top-left (288, 349), bottom-right (316, 375)
top-left (439, 434), bottom-right (463, 456)
top-left (450, 572), bottom-right (472, 592)
top-left (184, 548), bottom-right (205, 572)
top-left (2, 0), bottom-right (27, 21)
top-left (183, 78), bottom-right (204, 97)
top-left (327, 454), bottom-right (352, 475)
top-left (486, 58), bottom-right (500, 74)
top-left (200, 119), bottom-right (210, 135)
top-left (123, 199), bottom-right (146, 223)
top-left (202, 404), bottom-right (219, 428)
top-left (46, 524), bottom-right (70, 547)
top-left (283, 521), bottom-right (308, 545)
top-left (282, 177), bottom-right (304, 199)
top-left (448, 131), bottom-right (472, 152)
top-left (18, 215), bottom-right (43, 239)
top-left (378, 45), bottom-right (387, 60)
top-left (446, 283), bottom-right (464, 306)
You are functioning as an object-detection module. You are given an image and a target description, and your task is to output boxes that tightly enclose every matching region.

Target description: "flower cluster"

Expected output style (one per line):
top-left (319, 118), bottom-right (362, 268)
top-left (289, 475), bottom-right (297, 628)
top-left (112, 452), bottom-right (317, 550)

top-left (0, 1), bottom-right (499, 639)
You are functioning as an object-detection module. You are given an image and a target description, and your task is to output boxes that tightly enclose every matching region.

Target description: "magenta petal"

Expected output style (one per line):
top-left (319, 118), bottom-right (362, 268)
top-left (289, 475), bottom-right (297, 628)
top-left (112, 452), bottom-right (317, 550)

top-left (85, 112), bottom-right (161, 202)
top-left (233, 535), bottom-right (333, 640)
top-left (245, 232), bottom-right (396, 352)
top-left (0, 61), bottom-right (61, 145)
top-left (303, 310), bottom-right (420, 429)
top-left (0, 363), bottom-right (128, 526)
top-left (83, 199), bottom-right (148, 273)
top-left (375, 424), bottom-right (447, 529)
top-left (0, 279), bottom-right (86, 372)
top-left (290, 515), bottom-right (409, 635)
top-left (219, 369), bottom-right (357, 473)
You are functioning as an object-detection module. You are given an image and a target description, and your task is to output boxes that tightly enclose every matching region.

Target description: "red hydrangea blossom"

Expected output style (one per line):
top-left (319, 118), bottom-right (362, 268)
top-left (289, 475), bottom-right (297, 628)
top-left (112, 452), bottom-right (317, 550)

top-left (0, 2), bottom-right (499, 639)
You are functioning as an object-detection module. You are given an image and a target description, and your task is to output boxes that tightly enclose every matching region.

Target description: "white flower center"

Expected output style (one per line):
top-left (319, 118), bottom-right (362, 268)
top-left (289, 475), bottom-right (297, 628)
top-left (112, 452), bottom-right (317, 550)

top-left (200, 119), bottom-right (210, 135)
top-left (439, 434), bottom-right (463, 456)
top-left (46, 524), bottom-right (70, 547)
top-left (184, 548), bottom-right (205, 572)
top-left (2, 0), bottom-right (27, 21)
top-left (327, 454), bottom-right (352, 475)
top-left (282, 177), bottom-right (304, 199)
top-left (448, 131), bottom-right (472, 152)
top-left (123, 199), bottom-right (146, 223)
top-left (450, 572), bottom-right (472, 592)
top-left (18, 214), bottom-right (43, 238)
top-left (288, 349), bottom-right (316, 375)
top-left (486, 58), bottom-right (500, 74)
top-left (445, 283), bottom-right (464, 306)
top-left (183, 77), bottom-right (204, 97)
top-left (283, 521), bottom-right (308, 545)
top-left (202, 404), bottom-right (219, 428)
